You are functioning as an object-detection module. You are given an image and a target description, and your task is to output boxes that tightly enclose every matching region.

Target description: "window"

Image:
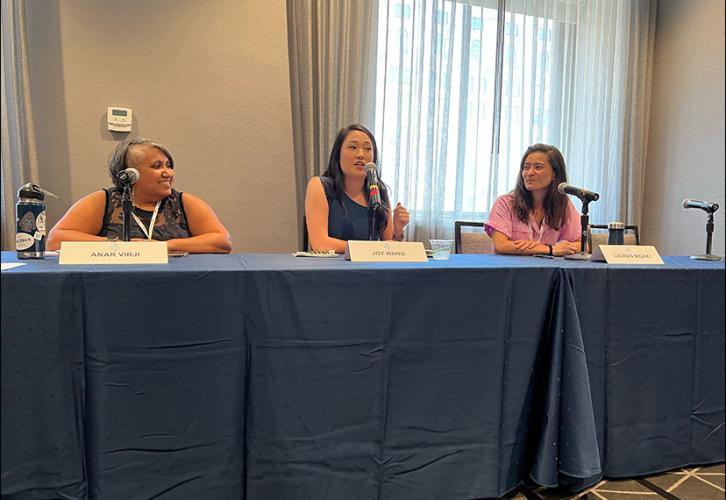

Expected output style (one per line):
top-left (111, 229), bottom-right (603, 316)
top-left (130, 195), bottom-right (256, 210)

top-left (376, 1), bottom-right (548, 218)
top-left (374, 0), bottom-right (651, 234)
top-left (395, 4), bottom-right (411, 18)
top-left (471, 39), bottom-right (481, 60)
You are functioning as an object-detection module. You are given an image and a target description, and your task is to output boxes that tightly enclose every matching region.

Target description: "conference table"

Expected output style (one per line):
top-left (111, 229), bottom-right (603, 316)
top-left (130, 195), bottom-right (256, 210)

top-left (1, 251), bottom-right (723, 499)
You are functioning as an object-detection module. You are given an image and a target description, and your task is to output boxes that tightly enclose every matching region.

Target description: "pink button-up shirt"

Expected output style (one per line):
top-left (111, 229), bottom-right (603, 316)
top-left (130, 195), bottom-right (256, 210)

top-left (485, 193), bottom-right (581, 244)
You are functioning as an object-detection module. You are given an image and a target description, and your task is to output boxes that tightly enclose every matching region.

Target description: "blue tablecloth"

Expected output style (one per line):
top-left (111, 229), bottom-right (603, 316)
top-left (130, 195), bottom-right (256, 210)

top-left (1, 252), bottom-right (723, 499)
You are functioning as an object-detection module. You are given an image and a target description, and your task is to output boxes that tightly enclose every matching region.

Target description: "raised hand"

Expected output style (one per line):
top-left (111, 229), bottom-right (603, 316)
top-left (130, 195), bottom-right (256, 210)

top-left (393, 202), bottom-right (410, 235)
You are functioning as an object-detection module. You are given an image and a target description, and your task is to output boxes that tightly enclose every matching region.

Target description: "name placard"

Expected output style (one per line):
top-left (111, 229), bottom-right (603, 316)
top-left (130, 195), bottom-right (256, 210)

top-left (345, 240), bottom-right (428, 262)
top-left (591, 244), bottom-right (663, 265)
top-left (59, 241), bottom-right (169, 265)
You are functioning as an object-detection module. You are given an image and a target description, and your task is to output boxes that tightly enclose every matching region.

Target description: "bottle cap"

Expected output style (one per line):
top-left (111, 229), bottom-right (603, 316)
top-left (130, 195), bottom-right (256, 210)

top-left (18, 183), bottom-right (44, 201)
top-left (17, 183), bottom-right (58, 201)
top-left (608, 221), bottom-right (625, 230)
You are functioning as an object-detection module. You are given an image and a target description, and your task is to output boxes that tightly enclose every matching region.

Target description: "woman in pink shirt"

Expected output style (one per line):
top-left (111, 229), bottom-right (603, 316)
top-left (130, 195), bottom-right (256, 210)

top-left (485, 144), bottom-right (581, 256)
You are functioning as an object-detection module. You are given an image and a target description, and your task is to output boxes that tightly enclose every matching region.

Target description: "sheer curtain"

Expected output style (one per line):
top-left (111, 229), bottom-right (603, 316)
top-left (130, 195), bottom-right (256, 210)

top-left (374, 0), bottom-right (656, 243)
top-left (287, 0), bottom-right (379, 247)
top-left (1, 0), bottom-right (40, 251)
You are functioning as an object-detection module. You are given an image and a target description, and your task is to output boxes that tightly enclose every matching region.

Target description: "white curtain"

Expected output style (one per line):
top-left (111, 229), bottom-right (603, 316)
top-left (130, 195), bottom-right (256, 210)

top-left (287, 0), bottom-right (379, 247)
top-left (374, 0), bottom-right (656, 243)
top-left (1, 0), bottom-right (40, 251)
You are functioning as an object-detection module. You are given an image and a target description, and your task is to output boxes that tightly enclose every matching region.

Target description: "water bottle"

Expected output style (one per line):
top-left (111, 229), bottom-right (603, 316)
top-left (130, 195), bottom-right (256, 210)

top-left (16, 183), bottom-right (48, 259)
top-left (607, 221), bottom-right (625, 245)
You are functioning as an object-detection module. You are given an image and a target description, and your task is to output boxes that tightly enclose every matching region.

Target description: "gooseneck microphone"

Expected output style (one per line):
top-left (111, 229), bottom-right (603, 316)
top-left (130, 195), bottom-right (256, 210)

top-left (365, 162), bottom-right (381, 208)
top-left (117, 167), bottom-right (139, 242)
top-left (559, 182), bottom-right (599, 260)
top-left (682, 199), bottom-right (719, 213)
top-left (683, 198), bottom-right (722, 260)
top-left (557, 182), bottom-right (600, 202)
top-left (117, 168), bottom-right (140, 186)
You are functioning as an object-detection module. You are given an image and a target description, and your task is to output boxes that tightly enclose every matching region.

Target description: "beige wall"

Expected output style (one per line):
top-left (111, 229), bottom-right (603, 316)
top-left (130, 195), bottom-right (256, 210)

top-left (22, 0), bottom-right (726, 256)
top-left (24, 0), bottom-right (298, 253)
top-left (642, 0), bottom-right (725, 256)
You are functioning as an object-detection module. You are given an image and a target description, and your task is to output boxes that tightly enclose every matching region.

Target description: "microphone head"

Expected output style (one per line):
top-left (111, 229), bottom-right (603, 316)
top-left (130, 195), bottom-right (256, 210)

top-left (118, 167), bottom-right (140, 184)
top-left (364, 163), bottom-right (379, 186)
top-left (557, 182), bottom-right (568, 194)
top-left (682, 198), bottom-right (719, 212)
top-left (364, 162), bottom-right (381, 208)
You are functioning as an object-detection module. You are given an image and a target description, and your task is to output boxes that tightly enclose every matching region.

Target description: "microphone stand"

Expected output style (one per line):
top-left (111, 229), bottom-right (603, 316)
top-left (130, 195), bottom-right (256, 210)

top-left (121, 184), bottom-right (133, 242)
top-left (367, 205), bottom-right (378, 241)
top-left (564, 198), bottom-right (592, 261)
top-left (691, 211), bottom-right (722, 261)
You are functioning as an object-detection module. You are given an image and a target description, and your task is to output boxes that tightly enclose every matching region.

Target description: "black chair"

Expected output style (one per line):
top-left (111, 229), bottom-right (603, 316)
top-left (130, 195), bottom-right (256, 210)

top-left (454, 221), bottom-right (494, 254)
top-left (302, 215), bottom-right (309, 251)
top-left (587, 224), bottom-right (640, 254)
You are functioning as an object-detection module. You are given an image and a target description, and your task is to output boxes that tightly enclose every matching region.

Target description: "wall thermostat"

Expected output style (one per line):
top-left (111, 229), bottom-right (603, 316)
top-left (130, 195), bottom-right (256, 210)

top-left (107, 107), bottom-right (132, 132)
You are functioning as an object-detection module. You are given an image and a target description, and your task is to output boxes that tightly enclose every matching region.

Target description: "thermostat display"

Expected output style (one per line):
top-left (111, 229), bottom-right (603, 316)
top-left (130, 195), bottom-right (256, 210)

top-left (107, 107), bottom-right (132, 132)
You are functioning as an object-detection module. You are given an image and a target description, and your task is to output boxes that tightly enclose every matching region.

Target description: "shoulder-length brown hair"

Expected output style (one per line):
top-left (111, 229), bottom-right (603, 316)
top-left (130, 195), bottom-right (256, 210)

top-left (511, 143), bottom-right (570, 230)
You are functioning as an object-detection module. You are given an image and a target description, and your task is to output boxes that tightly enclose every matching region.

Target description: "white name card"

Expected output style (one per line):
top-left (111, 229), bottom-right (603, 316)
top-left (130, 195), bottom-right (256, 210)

top-left (591, 244), bottom-right (663, 265)
top-left (345, 240), bottom-right (428, 262)
top-left (59, 241), bottom-right (169, 265)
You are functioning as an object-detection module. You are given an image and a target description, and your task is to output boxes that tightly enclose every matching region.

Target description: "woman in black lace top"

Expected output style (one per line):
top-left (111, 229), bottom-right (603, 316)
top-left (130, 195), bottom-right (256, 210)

top-left (47, 138), bottom-right (231, 254)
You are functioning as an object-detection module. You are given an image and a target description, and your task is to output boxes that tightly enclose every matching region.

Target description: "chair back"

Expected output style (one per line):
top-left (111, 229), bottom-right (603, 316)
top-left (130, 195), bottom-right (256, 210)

top-left (302, 215), bottom-right (309, 251)
top-left (587, 224), bottom-right (640, 254)
top-left (454, 221), bottom-right (494, 254)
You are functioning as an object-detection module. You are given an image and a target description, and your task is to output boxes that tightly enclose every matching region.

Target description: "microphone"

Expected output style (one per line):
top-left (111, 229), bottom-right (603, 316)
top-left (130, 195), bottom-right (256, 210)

top-left (365, 162), bottom-right (381, 208)
top-left (117, 168), bottom-right (140, 186)
top-left (682, 199), bottom-right (719, 213)
top-left (558, 182), bottom-right (600, 202)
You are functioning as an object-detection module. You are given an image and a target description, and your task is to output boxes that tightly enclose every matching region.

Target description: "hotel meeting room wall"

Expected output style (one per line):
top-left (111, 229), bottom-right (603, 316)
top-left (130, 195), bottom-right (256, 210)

top-left (642, 0), bottom-right (725, 257)
top-left (24, 0), bottom-right (298, 253)
top-left (21, 0), bottom-right (725, 255)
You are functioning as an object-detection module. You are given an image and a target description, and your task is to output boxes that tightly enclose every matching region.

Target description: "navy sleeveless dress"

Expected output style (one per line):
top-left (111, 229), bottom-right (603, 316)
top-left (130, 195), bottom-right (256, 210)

top-left (321, 177), bottom-right (378, 240)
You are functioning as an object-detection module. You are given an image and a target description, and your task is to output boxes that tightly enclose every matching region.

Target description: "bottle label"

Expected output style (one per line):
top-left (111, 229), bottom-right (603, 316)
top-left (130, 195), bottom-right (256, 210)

top-left (16, 204), bottom-right (46, 254)
top-left (36, 210), bottom-right (46, 234)
top-left (16, 233), bottom-right (35, 250)
top-left (19, 211), bottom-right (36, 232)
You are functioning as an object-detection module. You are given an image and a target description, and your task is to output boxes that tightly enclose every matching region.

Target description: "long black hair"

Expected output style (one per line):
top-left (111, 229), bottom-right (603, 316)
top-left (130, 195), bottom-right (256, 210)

top-left (321, 124), bottom-right (391, 234)
top-left (512, 143), bottom-right (570, 230)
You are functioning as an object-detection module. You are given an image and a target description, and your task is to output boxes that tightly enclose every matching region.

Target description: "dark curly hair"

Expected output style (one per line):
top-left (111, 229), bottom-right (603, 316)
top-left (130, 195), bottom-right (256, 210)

top-left (321, 124), bottom-right (390, 235)
top-left (511, 143), bottom-right (570, 230)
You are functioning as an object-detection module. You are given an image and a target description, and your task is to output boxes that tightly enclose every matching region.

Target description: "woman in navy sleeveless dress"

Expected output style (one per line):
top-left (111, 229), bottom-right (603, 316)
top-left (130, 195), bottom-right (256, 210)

top-left (304, 124), bottom-right (410, 253)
